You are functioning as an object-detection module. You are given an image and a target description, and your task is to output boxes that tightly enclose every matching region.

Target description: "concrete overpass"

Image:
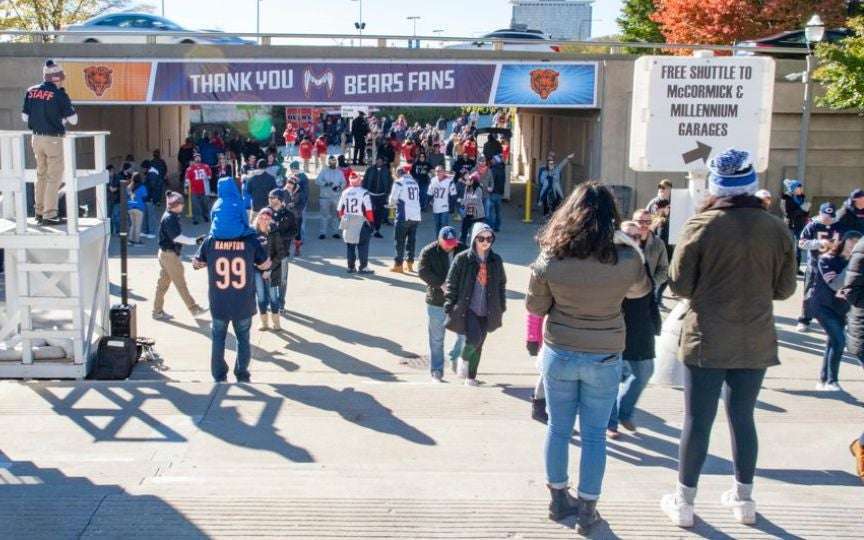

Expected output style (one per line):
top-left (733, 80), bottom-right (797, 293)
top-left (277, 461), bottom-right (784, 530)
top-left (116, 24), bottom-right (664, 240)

top-left (0, 42), bottom-right (860, 209)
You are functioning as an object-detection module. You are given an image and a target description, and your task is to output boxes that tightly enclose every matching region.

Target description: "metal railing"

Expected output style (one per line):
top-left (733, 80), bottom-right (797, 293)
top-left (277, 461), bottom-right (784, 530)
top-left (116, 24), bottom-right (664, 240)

top-left (0, 29), bottom-right (811, 56)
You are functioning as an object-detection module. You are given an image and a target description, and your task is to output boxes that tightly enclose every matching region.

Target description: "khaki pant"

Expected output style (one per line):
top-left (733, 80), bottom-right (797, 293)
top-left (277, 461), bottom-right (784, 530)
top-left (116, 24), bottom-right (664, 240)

top-left (128, 209), bottom-right (143, 243)
top-left (32, 135), bottom-right (64, 219)
top-left (153, 250), bottom-right (197, 314)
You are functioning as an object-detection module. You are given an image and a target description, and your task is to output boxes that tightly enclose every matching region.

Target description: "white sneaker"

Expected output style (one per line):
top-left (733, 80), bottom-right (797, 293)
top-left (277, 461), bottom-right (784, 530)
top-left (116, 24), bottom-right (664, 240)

top-left (660, 493), bottom-right (694, 528)
top-left (815, 382), bottom-right (827, 391)
top-left (464, 378), bottom-right (478, 387)
top-left (721, 490), bottom-right (756, 525)
top-left (824, 382), bottom-right (843, 392)
top-left (796, 323), bottom-right (809, 333)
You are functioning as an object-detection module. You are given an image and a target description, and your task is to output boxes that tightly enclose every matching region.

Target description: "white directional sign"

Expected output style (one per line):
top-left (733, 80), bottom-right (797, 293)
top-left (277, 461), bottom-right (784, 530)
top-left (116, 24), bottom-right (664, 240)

top-left (628, 55), bottom-right (775, 173)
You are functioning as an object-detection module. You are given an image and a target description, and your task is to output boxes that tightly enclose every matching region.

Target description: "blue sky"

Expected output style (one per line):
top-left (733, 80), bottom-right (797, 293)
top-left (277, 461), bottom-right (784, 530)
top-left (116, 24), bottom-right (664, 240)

top-left (142, 0), bottom-right (624, 40)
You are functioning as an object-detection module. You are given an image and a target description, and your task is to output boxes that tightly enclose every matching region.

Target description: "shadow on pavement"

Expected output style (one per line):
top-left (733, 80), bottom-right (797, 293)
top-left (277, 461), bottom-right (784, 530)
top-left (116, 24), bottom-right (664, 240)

top-left (28, 382), bottom-right (314, 463)
top-left (272, 384), bottom-right (436, 446)
top-left (0, 451), bottom-right (206, 538)
top-left (283, 310), bottom-right (419, 360)
top-left (273, 329), bottom-right (399, 382)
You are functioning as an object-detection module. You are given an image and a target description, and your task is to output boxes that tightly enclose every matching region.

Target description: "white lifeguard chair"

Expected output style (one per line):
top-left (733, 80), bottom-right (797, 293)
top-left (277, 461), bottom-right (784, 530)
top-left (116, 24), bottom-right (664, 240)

top-left (0, 131), bottom-right (111, 379)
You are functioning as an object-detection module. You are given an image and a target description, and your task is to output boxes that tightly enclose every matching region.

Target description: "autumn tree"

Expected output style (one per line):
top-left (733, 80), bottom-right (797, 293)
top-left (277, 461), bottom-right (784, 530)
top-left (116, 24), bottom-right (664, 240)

top-left (0, 0), bottom-right (148, 32)
top-left (814, 16), bottom-right (864, 109)
top-left (651, 0), bottom-right (847, 49)
top-left (617, 0), bottom-right (665, 53)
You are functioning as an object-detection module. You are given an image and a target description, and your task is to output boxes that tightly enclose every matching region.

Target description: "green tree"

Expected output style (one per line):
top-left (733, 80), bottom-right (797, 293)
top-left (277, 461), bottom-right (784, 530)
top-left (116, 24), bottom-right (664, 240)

top-left (0, 0), bottom-right (149, 33)
top-left (617, 0), bottom-right (665, 53)
top-left (814, 16), bottom-right (864, 110)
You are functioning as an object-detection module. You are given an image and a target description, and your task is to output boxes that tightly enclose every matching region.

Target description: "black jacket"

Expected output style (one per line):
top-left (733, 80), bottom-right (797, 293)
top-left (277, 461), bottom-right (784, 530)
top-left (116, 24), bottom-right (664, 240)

top-left (272, 206), bottom-right (298, 254)
top-left (443, 249), bottom-right (506, 334)
top-left (418, 241), bottom-right (466, 306)
top-left (351, 116), bottom-right (369, 138)
top-left (376, 143), bottom-right (395, 165)
top-left (842, 240), bottom-right (864, 355)
top-left (836, 201), bottom-right (864, 233)
top-left (363, 166), bottom-right (392, 199)
top-left (781, 193), bottom-right (809, 232)
top-left (622, 292), bottom-right (658, 361)
top-left (482, 138), bottom-right (502, 161)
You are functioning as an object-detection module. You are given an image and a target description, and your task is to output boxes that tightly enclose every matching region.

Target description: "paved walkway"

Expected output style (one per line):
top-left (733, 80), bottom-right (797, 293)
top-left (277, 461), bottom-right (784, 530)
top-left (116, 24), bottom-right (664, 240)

top-left (1, 199), bottom-right (862, 539)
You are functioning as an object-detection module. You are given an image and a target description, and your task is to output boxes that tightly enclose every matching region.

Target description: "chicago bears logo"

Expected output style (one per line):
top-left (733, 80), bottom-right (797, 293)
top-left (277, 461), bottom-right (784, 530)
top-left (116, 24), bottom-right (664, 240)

top-left (303, 68), bottom-right (335, 98)
top-left (529, 68), bottom-right (559, 100)
top-left (84, 65), bottom-right (113, 97)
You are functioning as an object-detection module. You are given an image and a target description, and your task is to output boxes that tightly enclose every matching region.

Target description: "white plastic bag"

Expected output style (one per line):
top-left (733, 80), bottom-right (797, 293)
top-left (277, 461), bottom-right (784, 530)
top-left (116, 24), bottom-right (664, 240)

top-left (651, 300), bottom-right (687, 387)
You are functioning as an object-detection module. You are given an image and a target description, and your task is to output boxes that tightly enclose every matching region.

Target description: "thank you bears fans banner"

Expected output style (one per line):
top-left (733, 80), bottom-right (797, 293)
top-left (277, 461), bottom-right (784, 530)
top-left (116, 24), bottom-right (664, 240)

top-left (59, 59), bottom-right (598, 108)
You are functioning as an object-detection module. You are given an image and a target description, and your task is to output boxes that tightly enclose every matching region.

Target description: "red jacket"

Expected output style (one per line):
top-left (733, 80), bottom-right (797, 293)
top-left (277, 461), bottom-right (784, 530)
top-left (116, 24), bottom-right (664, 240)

top-left (315, 137), bottom-right (328, 155)
top-left (464, 140), bottom-right (478, 159)
top-left (299, 140), bottom-right (314, 160)
top-left (185, 163), bottom-right (211, 195)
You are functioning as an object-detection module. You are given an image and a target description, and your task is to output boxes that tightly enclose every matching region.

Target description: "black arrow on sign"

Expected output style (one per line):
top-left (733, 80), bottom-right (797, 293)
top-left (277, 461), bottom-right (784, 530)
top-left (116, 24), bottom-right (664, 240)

top-left (682, 141), bottom-right (712, 165)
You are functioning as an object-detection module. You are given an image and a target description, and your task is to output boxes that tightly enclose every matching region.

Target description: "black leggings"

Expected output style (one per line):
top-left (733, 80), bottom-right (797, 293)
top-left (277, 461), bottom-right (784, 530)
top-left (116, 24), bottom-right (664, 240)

top-left (461, 311), bottom-right (488, 379)
top-left (679, 365), bottom-right (766, 487)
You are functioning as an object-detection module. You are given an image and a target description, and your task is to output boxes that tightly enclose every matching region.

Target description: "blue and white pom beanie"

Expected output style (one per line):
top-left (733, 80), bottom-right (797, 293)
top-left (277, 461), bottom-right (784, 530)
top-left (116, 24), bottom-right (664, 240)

top-left (708, 149), bottom-right (758, 197)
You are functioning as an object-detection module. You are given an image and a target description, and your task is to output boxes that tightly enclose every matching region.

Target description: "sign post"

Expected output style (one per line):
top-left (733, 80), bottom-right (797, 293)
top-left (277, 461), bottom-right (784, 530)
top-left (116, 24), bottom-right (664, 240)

top-left (629, 52), bottom-right (775, 241)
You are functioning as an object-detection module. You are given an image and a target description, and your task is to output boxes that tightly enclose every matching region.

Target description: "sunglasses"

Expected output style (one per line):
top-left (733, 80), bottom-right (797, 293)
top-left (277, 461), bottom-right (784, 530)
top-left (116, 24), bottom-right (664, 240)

top-left (476, 235), bottom-right (494, 244)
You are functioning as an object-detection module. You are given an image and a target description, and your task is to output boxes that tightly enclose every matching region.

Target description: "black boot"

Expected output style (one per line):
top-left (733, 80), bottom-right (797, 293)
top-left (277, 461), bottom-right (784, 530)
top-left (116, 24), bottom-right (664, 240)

top-left (548, 485), bottom-right (580, 521)
top-left (531, 396), bottom-right (548, 424)
top-left (577, 498), bottom-right (601, 535)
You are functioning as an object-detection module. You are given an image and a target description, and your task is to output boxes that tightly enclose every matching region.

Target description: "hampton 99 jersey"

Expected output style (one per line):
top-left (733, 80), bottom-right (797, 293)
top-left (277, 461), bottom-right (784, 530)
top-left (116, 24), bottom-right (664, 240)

top-left (196, 236), bottom-right (268, 321)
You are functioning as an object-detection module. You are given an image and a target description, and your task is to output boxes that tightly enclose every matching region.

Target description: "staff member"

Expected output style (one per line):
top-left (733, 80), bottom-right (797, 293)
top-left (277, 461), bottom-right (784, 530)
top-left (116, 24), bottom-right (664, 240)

top-left (152, 192), bottom-right (206, 321)
top-left (22, 60), bottom-right (78, 225)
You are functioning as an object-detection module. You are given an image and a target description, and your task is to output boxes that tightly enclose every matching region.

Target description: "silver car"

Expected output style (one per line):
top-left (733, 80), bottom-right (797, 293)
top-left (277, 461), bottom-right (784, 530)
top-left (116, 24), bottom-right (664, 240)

top-left (59, 13), bottom-right (254, 45)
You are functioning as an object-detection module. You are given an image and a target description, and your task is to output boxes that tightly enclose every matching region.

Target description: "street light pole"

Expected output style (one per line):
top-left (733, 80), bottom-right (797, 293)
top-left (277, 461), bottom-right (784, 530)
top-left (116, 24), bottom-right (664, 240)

top-left (406, 16), bottom-right (420, 48)
top-left (256, 0), bottom-right (262, 35)
top-left (161, 0), bottom-right (165, 16)
top-left (797, 14), bottom-right (825, 185)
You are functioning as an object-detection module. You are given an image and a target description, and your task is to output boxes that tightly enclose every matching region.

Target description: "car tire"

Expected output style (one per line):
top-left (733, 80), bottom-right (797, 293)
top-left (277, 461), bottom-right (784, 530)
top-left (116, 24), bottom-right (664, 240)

top-left (84, 38), bottom-right (100, 43)
top-left (180, 39), bottom-right (195, 44)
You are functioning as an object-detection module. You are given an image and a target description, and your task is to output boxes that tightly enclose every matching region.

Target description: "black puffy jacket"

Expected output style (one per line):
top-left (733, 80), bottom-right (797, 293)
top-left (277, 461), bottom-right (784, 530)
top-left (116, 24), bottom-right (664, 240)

top-left (443, 248), bottom-right (506, 335)
top-left (417, 241), bottom-right (466, 306)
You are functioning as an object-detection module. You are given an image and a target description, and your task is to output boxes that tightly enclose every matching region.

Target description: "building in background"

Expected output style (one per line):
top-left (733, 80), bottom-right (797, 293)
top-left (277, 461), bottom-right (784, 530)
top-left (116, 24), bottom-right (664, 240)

top-left (510, 0), bottom-right (594, 40)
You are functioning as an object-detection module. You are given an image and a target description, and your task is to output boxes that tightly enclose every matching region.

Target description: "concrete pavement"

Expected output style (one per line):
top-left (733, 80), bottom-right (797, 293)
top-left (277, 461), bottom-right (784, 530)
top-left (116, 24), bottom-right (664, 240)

top-left (1, 199), bottom-right (862, 539)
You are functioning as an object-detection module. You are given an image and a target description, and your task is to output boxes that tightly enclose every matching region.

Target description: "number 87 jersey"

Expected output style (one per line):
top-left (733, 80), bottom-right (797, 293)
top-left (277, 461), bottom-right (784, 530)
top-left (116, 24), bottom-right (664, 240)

top-left (388, 175), bottom-right (422, 222)
top-left (195, 236), bottom-right (269, 321)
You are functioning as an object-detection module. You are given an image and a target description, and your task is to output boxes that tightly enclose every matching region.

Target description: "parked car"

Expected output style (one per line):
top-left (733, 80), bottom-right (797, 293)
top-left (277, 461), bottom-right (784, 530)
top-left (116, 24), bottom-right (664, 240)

top-left (446, 26), bottom-right (560, 53)
top-left (735, 28), bottom-right (852, 57)
top-left (59, 13), bottom-right (254, 45)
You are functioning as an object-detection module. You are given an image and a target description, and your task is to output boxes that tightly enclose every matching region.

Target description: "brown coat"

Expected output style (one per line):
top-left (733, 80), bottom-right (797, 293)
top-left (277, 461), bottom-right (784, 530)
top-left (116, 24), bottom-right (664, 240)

top-left (669, 196), bottom-right (797, 369)
top-left (527, 233), bottom-right (649, 354)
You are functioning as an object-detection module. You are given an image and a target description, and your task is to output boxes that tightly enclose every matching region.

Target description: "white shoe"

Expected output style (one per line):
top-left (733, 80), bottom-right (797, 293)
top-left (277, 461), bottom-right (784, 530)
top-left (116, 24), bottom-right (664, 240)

top-left (464, 378), bottom-right (478, 387)
top-left (824, 382), bottom-right (843, 392)
top-left (796, 323), bottom-right (809, 333)
top-left (660, 493), bottom-right (694, 528)
top-left (721, 490), bottom-right (756, 525)
top-left (815, 382), bottom-right (827, 391)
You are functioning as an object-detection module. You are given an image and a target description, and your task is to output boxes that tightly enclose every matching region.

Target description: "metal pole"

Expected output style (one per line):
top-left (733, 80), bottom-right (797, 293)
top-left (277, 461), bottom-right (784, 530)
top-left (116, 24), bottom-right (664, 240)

top-left (256, 0), bottom-right (261, 35)
top-left (797, 52), bottom-right (814, 184)
top-left (161, 0), bottom-right (165, 16)
top-left (119, 180), bottom-right (129, 306)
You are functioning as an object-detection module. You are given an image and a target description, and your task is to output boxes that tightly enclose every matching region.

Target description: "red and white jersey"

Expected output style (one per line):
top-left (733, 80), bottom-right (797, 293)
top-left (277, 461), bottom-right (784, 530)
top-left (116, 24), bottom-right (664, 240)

top-left (185, 163), bottom-right (211, 195)
top-left (337, 186), bottom-right (374, 222)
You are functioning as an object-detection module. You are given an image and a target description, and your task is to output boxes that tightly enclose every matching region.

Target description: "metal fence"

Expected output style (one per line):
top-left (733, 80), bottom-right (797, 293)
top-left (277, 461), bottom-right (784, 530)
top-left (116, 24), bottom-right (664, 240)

top-left (0, 30), bottom-right (810, 56)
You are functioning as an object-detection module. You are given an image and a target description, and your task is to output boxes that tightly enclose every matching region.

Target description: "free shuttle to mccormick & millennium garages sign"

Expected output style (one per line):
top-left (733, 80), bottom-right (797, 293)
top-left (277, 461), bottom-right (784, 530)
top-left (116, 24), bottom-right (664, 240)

top-left (628, 55), bottom-right (775, 173)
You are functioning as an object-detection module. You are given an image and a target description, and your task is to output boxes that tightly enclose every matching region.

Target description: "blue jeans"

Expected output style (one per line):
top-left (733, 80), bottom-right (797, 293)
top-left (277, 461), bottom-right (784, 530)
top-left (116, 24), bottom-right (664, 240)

top-left (816, 308), bottom-right (846, 383)
top-left (427, 304), bottom-right (464, 374)
top-left (433, 212), bottom-right (450, 235)
top-left (110, 202), bottom-right (120, 234)
top-left (254, 272), bottom-right (279, 314)
top-left (142, 201), bottom-right (153, 235)
top-left (608, 359), bottom-right (655, 430)
top-left (485, 193), bottom-right (502, 231)
top-left (211, 317), bottom-right (252, 382)
top-left (542, 345), bottom-right (622, 499)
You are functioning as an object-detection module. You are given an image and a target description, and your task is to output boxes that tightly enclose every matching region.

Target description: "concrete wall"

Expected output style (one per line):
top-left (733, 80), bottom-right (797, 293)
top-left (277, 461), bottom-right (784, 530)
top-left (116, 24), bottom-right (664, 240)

top-left (75, 105), bottom-right (190, 180)
top-left (1, 43), bottom-right (862, 209)
top-left (597, 58), bottom-right (864, 210)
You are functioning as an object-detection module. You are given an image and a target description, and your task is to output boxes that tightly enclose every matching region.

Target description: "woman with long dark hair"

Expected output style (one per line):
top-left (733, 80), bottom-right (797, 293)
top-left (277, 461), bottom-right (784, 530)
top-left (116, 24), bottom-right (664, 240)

top-left (661, 149), bottom-right (797, 528)
top-left (526, 181), bottom-right (648, 533)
